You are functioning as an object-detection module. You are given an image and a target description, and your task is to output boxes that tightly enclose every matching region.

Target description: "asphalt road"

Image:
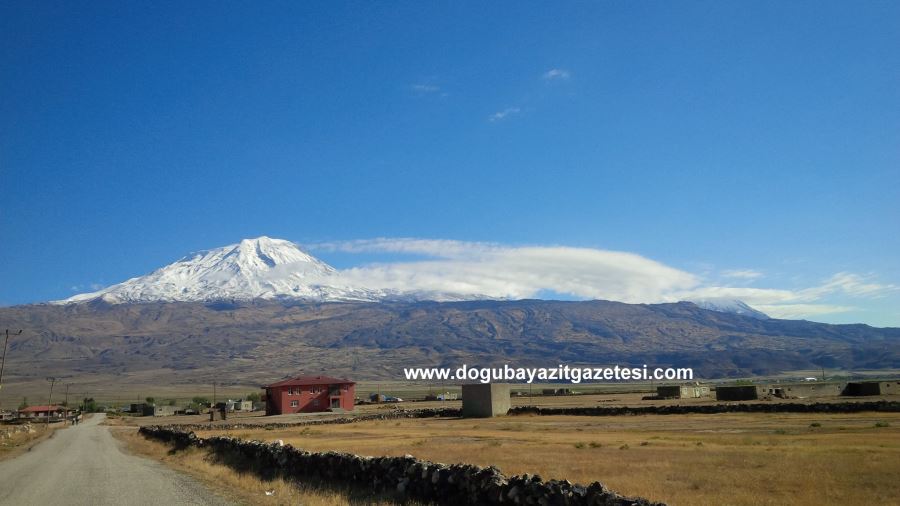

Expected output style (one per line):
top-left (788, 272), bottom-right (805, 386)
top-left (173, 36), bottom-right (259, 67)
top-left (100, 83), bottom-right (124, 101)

top-left (0, 414), bottom-right (234, 506)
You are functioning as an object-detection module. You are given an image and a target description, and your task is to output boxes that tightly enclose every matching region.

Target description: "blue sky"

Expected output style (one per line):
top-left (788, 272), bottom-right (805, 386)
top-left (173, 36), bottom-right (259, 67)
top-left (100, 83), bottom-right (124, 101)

top-left (1, 2), bottom-right (898, 325)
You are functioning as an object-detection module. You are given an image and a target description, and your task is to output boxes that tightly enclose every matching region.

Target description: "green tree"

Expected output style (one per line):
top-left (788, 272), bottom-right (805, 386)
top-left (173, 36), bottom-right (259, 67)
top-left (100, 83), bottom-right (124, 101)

top-left (82, 398), bottom-right (98, 412)
top-left (145, 396), bottom-right (155, 405)
top-left (246, 392), bottom-right (261, 402)
top-left (18, 397), bottom-right (28, 410)
top-left (191, 396), bottom-right (210, 407)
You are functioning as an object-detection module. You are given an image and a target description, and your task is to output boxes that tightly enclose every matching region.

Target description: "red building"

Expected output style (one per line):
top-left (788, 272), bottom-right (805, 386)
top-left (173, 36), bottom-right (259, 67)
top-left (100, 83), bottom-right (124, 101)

top-left (263, 375), bottom-right (355, 415)
top-left (17, 405), bottom-right (73, 421)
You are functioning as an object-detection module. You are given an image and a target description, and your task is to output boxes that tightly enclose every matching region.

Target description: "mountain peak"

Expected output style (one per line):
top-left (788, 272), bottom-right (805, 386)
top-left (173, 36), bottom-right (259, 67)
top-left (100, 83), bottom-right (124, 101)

top-left (689, 298), bottom-right (769, 320)
top-left (58, 237), bottom-right (370, 304)
top-left (228, 236), bottom-right (323, 269)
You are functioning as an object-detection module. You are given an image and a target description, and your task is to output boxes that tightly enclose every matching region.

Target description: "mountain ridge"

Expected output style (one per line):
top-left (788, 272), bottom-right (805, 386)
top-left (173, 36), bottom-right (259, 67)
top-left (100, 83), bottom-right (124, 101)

top-left (1, 299), bottom-right (897, 389)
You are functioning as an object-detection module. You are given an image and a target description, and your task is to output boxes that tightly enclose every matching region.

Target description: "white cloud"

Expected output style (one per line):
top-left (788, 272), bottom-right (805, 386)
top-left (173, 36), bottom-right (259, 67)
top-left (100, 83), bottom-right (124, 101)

top-left (543, 68), bottom-right (570, 80)
top-left (337, 244), bottom-right (698, 302)
top-left (489, 107), bottom-right (521, 122)
top-left (811, 272), bottom-right (898, 298)
top-left (411, 84), bottom-right (440, 93)
top-left (310, 238), bottom-right (897, 321)
top-left (71, 283), bottom-right (104, 292)
top-left (721, 269), bottom-right (763, 280)
top-left (313, 238), bottom-right (499, 259)
top-left (752, 304), bottom-right (856, 320)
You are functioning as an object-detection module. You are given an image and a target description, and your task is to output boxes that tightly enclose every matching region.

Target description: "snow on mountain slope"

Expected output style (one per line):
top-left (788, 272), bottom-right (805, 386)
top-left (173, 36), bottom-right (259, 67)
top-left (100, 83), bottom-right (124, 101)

top-left (56, 237), bottom-right (779, 314)
top-left (60, 237), bottom-right (385, 304)
top-left (690, 298), bottom-right (770, 319)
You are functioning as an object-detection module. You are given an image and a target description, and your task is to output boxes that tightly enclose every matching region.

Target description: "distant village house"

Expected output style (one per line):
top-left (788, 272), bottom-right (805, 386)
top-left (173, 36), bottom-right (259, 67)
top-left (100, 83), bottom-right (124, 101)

top-left (263, 375), bottom-right (355, 415)
top-left (17, 405), bottom-right (74, 422)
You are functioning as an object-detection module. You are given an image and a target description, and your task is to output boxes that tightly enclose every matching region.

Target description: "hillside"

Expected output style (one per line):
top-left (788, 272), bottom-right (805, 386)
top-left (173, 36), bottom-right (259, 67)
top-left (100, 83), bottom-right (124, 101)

top-left (1, 299), bottom-right (897, 390)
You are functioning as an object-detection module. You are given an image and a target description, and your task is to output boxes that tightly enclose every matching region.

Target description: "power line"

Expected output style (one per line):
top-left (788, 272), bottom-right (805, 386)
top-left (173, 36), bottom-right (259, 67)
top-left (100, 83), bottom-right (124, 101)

top-left (0, 329), bottom-right (23, 411)
top-left (46, 377), bottom-right (58, 427)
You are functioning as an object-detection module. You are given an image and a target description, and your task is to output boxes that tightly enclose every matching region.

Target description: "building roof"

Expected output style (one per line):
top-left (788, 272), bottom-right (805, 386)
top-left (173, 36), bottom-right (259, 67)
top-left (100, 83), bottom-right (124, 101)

top-left (265, 375), bottom-right (355, 388)
top-left (18, 405), bottom-right (66, 413)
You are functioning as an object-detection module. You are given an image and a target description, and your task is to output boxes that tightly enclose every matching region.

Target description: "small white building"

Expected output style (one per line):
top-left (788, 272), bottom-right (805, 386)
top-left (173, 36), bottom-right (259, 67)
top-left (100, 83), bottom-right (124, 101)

top-left (224, 399), bottom-right (254, 411)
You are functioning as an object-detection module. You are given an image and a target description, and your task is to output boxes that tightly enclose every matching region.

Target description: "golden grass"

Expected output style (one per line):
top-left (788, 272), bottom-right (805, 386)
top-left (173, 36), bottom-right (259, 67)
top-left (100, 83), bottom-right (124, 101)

top-left (0, 422), bottom-right (63, 461)
top-left (115, 428), bottom-right (415, 506)
top-left (196, 412), bottom-right (900, 506)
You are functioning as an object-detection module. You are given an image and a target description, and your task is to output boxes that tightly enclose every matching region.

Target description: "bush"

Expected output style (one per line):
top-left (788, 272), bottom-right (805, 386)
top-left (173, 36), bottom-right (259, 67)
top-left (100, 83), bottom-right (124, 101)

top-left (874, 422), bottom-right (890, 428)
top-left (810, 422), bottom-right (822, 428)
top-left (82, 398), bottom-right (99, 412)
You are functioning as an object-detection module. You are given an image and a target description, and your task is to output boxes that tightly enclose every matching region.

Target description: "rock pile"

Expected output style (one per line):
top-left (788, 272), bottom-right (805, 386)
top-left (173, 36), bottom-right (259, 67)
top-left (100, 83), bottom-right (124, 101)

top-left (139, 426), bottom-right (663, 505)
top-left (1, 423), bottom-right (36, 439)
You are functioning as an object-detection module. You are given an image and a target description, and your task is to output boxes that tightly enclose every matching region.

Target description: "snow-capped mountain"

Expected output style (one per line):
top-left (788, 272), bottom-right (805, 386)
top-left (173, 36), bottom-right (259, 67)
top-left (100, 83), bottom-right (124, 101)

top-left (690, 298), bottom-right (770, 319)
top-left (58, 236), bottom-right (775, 315)
top-left (60, 237), bottom-right (386, 304)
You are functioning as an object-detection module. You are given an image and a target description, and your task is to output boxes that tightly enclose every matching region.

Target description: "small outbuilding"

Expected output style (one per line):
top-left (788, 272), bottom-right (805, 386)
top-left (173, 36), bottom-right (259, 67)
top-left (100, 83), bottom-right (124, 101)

top-left (844, 381), bottom-right (897, 396)
top-left (462, 383), bottom-right (510, 418)
top-left (715, 385), bottom-right (766, 401)
top-left (143, 404), bottom-right (177, 417)
top-left (657, 385), bottom-right (710, 399)
top-left (767, 382), bottom-right (844, 399)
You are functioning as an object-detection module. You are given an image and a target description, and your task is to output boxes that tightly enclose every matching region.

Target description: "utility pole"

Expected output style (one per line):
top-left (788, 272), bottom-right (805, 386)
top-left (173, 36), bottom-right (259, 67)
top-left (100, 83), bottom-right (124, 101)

top-left (0, 330), bottom-right (23, 410)
top-left (64, 384), bottom-right (71, 424)
top-left (46, 377), bottom-right (57, 427)
top-left (213, 381), bottom-right (217, 406)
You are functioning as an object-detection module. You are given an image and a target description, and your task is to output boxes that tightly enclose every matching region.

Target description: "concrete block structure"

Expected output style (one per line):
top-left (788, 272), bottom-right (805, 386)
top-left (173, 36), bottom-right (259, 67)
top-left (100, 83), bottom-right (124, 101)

top-left (767, 382), bottom-right (844, 399)
top-left (462, 383), bottom-right (510, 418)
top-left (657, 385), bottom-right (710, 399)
top-left (143, 404), bottom-right (178, 417)
top-left (715, 385), bottom-right (766, 401)
top-left (844, 381), bottom-right (898, 396)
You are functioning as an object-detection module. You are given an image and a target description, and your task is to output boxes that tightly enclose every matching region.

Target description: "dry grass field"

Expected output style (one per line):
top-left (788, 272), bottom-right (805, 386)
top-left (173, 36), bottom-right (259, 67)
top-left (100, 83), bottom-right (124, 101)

top-left (186, 411), bottom-right (900, 506)
top-left (115, 428), bottom-right (419, 506)
top-left (0, 422), bottom-right (63, 461)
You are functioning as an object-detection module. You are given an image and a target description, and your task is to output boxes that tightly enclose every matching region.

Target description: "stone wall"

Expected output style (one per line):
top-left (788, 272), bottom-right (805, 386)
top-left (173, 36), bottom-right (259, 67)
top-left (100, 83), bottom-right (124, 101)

top-left (160, 401), bottom-right (900, 433)
top-left (139, 426), bottom-right (662, 506)
top-left (162, 407), bottom-right (460, 432)
top-left (508, 400), bottom-right (900, 417)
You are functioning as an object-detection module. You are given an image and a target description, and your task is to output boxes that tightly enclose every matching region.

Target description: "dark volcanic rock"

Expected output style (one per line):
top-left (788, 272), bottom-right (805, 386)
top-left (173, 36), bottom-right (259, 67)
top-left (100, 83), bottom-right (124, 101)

top-left (1, 300), bottom-right (898, 385)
